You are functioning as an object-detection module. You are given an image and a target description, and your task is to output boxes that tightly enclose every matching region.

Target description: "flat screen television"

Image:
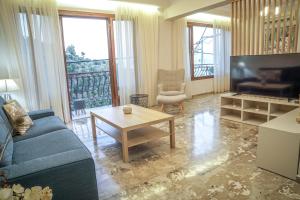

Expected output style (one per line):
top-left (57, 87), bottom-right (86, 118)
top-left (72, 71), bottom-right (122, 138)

top-left (230, 53), bottom-right (300, 99)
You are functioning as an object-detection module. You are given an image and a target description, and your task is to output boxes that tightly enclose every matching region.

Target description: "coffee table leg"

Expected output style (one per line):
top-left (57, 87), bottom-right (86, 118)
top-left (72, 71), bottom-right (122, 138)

top-left (121, 130), bottom-right (129, 162)
top-left (91, 114), bottom-right (96, 139)
top-left (169, 119), bottom-right (175, 148)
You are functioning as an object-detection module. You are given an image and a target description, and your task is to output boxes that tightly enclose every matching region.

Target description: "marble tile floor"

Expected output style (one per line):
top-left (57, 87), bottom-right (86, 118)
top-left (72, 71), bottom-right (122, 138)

top-left (68, 94), bottom-right (300, 200)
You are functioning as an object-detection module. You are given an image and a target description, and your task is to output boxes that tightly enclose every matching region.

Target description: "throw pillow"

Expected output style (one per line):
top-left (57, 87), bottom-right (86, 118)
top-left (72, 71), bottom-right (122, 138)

top-left (3, 100), bottom-right (33, 135)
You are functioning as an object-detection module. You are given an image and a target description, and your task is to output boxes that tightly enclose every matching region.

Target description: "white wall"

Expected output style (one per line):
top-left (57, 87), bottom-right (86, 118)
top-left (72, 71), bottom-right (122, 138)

top-left (191, 79), bottom-right (214, 96)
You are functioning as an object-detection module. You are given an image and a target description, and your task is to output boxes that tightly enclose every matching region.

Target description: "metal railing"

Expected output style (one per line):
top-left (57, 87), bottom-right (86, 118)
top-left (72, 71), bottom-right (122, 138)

top-left (194, 64), bottom-right (214, 78)
top-left (66, 59), bottom-right (112, 111)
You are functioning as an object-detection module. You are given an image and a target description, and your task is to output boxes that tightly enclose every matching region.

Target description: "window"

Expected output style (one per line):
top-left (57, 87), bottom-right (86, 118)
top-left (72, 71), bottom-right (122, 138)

top-left (188, 23), bottom-right (215, 80)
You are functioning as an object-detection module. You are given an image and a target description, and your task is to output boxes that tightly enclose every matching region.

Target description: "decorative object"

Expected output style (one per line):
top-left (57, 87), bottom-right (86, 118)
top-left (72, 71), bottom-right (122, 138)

top-left (0, 79), bottom-right (19, 101)
top-left (3, 100), bottom-right (33, 135)
top-left (130, 94), bottom-right (149, 108)
top-left (156, 69), bottom-right (187, 113)
top-left (0, 171), bottom-right (53, 200)
top-left (0, 184), bottom-right (53, 200)
top-left (123, 105), bottom-right (132, 114)
top-left (90, 104), bottom-right (175, 162)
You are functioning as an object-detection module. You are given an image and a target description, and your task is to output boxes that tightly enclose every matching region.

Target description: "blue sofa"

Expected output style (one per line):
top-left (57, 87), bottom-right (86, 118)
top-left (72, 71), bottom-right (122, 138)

top-left (0, 97), bottom-right (98, 200)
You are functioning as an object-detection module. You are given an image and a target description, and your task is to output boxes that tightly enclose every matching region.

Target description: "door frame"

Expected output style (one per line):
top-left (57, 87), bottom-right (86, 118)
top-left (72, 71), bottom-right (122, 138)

top-left (59, 10), bottom-right (119, 115)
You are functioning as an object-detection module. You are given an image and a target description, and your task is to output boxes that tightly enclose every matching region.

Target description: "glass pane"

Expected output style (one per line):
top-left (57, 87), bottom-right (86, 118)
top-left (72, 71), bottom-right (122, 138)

top-left (62, 17), bottom-right (112, 118)
top-left (62, 17), bottom-right (110, 72)
top-left (192, 26), bottom-right (215, 78)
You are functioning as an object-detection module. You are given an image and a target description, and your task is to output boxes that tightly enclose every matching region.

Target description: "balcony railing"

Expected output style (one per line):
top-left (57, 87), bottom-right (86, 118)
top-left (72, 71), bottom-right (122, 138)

top-left (66, 59), bottom-right (112, 112)
top-left (194, 64), bottom-right (214, 78)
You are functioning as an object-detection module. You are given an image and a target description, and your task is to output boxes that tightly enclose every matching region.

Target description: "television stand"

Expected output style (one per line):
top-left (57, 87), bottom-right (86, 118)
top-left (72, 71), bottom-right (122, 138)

top-left (220, 93), bottom-right (299, 126)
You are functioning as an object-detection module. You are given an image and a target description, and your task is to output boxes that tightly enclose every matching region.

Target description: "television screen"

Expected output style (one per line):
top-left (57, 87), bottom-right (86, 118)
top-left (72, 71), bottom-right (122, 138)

top-left (230, 53), bottom-right (300, 99)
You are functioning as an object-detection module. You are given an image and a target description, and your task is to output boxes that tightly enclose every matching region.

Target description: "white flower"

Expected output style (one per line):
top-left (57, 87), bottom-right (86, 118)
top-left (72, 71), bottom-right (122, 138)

top-left (12, 184), bottom-right (24, 194)
top-left (0, 188), bottom-right (13, 200)
top-left (41, 187), bottom-right (53, 200)
top-left (23, 188), bottom-right (40, 200)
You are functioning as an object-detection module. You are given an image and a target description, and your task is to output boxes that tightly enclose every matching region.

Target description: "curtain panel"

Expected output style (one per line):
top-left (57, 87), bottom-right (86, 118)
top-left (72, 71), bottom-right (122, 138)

top-left (171, 18), bottom-right (192, 98)
top-left (115, 7), bottom-right (159, 106)
top-left (0, 0), bottom-right (70, 122)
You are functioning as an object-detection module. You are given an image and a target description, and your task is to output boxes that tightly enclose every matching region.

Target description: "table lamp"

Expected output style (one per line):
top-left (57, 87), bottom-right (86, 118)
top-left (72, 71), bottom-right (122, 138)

top-left (0, 79), bottom-right (19, 101)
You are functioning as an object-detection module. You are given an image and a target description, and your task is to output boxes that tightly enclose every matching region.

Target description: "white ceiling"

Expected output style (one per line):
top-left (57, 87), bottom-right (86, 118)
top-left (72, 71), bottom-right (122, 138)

top-left (57, 0), bottom-right (231, 18)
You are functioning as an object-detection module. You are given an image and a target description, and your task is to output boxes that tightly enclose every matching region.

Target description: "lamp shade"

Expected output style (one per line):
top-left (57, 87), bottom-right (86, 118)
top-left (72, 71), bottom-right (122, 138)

top-left (0, 79), bottom-right (19, 93)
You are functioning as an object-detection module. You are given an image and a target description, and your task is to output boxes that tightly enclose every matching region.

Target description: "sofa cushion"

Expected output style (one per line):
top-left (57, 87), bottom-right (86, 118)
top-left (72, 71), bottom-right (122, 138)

top-left (13, 129), bottom-right (85, 164)
top-left (13, 116), bottom-right (67, 142)
top-left (3, 100), bottom-right (33, 135)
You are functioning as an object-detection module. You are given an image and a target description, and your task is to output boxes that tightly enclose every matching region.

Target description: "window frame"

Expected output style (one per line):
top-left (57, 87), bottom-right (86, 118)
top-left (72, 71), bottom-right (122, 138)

top-left (58, 10), bottom-right (119, 118)
top-left (188, 22), bottom-right (215, 81)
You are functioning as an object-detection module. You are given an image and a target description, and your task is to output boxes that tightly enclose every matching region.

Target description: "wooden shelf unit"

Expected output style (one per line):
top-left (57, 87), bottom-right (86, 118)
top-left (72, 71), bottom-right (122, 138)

top-left (220, 93), bottom-right (299, 126)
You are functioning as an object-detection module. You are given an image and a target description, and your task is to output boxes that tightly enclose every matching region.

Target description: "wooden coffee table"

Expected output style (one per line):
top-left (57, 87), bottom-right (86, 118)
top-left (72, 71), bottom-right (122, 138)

top-left (90, 104), bottom-right (175, 162)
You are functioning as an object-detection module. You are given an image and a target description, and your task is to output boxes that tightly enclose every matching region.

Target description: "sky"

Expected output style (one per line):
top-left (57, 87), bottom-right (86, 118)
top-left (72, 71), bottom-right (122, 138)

top-left (62, 17), bottom-right (109, 60)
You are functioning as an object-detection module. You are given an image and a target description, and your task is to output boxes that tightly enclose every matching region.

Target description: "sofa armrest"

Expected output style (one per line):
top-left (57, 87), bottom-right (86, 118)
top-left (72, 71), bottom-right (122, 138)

top-left (28, 109), bottom-right (54, 120)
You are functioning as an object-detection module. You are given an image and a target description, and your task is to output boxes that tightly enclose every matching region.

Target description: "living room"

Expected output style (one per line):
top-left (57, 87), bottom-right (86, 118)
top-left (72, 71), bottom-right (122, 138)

top-left (0, 0), bottom-right (300, 199)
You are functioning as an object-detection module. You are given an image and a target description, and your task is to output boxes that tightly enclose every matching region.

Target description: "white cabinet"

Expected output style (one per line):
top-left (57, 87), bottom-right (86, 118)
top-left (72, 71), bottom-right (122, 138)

top-left (257, 109), bottom-right (300, 180)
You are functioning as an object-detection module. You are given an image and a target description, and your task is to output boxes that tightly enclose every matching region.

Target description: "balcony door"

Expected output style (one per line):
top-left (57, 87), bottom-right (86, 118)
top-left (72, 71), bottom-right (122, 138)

top-left (60, 12), bottom-right (118, 119)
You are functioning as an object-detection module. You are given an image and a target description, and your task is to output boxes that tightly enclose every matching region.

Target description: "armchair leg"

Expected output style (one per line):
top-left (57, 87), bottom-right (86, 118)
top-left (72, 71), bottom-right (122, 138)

top-left (179, 102), bottom-right (184, 113)
top-left (160, 104), bottom-right (165, 112)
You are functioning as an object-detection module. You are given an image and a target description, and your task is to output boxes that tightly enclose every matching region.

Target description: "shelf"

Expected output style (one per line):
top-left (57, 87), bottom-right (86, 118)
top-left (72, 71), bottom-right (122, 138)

top-left (270, 110), bottom-right (287, 117)
top-left (221, 114), bottom-right (241, 122)
top-left (221, 105), bottom-right (241, 110)
top-left (243, 118), bottom-right (267, 126)
top-left (243, 108), bottom-right (268, 115)
top-left (97, 122), bottom-right (170, 147)
top-left (220, 93), bottom-right (298, 126)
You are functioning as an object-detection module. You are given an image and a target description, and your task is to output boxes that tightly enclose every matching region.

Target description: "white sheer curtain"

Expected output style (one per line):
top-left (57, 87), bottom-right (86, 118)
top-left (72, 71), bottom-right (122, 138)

top-left (213, 21), bottom-right (231, 93)
top-left (0, 0), bottom-right (70, 122)
top-left (171, 18), bottom-right (192, 98)
top-left (115, 7), bottom-right (159, 106)
top-left (114, 20), bottom-right (136, 105)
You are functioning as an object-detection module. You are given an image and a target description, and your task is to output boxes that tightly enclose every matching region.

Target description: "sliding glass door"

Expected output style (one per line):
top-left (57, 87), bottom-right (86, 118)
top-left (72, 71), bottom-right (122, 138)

top-left (60, 13), bottom-right (118, 119)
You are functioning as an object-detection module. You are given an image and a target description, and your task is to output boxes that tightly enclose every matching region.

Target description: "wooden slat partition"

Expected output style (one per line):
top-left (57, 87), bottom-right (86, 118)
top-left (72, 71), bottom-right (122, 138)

top-left (287, 0), bottom-right (294, 53)
top-left (276, 0), bottom-right (282, 53)
top-left (255, 0), bottom-right (260, 55)
top-left (270, 0), bottom-right (276, 54)
top-left (231, 0), bottom-right (299, 55)
top-left (294, 0), bottom-right (300, 52)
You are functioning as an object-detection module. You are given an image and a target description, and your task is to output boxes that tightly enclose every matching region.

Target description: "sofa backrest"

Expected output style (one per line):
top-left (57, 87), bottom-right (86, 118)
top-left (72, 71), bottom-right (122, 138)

top-left (0, 97), bottom-right (13, 166)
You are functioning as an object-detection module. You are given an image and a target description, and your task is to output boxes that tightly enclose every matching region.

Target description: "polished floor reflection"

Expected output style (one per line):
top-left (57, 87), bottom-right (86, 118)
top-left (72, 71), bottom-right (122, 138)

top-left (69, 94), bottom-right (300, 200)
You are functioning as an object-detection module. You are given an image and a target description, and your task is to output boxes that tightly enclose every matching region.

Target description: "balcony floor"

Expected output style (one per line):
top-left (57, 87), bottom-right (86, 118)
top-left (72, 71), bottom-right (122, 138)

top-left (71, 105), bottom-right (112, 120)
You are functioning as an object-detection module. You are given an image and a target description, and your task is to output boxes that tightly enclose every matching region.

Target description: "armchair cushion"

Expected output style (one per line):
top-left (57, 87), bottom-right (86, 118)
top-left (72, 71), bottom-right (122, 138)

top-left (28, 109), bottom-right (54, 120)
top-left (157, 94), bottom-right (186, 104)
top-left (160, 91), bottom-right (184, 96)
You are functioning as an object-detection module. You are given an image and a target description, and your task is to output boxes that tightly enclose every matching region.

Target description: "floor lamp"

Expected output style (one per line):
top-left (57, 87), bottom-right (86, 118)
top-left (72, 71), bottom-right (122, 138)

top-left (0, 79), bottom-right (19, 101)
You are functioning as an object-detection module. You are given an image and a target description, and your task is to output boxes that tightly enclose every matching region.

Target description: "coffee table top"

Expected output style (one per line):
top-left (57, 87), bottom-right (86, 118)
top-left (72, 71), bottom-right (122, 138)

top-left (90, 104), bottom-right (174, 131)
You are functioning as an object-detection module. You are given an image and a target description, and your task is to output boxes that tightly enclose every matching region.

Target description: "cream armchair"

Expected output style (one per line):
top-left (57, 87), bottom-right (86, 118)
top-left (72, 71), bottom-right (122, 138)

top-left (157, 69), bottom-right (187, 113)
